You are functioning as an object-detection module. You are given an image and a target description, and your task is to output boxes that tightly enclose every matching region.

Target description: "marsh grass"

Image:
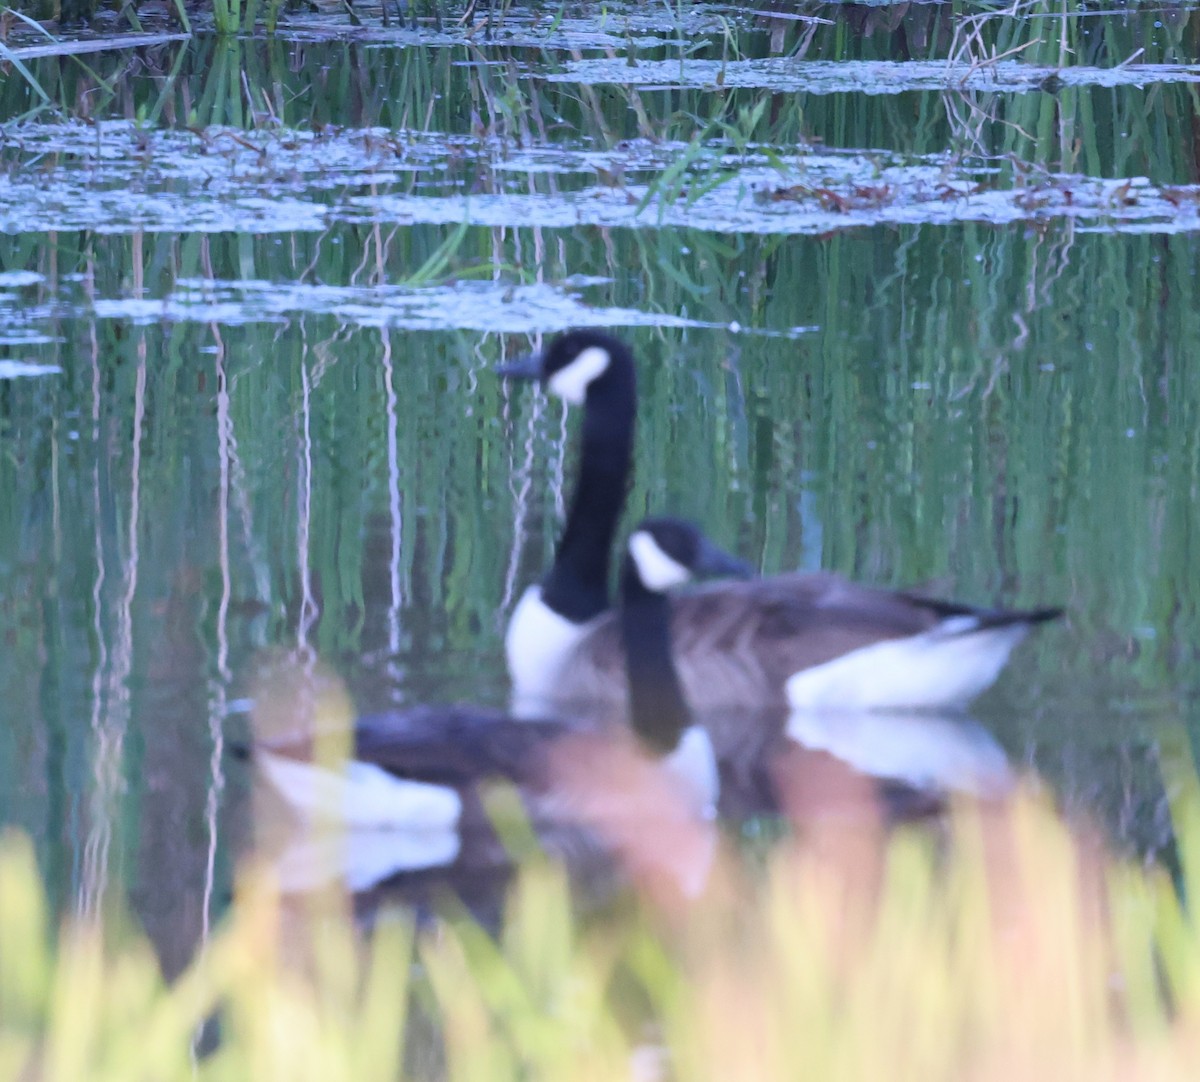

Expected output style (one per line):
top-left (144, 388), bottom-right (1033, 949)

top-left (6, 751), bottom-right (1200, 1080)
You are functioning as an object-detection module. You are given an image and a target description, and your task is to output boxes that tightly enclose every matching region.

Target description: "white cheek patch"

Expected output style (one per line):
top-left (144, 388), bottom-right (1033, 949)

top-left (629, 531), bottom-right (692, 591)
top-left (547, 346), bottom-right (611, 405)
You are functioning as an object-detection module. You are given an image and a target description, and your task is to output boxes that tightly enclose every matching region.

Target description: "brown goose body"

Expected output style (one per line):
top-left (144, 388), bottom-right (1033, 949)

top-left (521, 571), bottom-right (1059, 718)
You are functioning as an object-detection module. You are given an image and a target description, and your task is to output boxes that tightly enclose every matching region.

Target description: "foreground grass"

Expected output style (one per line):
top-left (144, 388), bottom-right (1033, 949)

top-left (5, 756), bottom-right (1200, 1082)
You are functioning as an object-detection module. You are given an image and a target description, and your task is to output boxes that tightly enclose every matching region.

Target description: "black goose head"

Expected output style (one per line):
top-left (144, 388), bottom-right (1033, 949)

top-left (624, 517), bottom-right (754, 597)
top-left (500, 330), bottom-right (639, 625)
top-left (497, 329), bottom-right (636, 408)
top-left (620, 517), bottom-right (751, 754)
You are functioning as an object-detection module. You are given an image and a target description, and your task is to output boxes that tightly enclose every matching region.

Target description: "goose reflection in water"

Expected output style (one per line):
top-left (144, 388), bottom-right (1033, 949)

top-left (247, 517), bottom-right (740, 922)
top-left (257, 705), bottom-right (1014, 927)
top-left (265, 741), bottom-right (721, 929)
top-left (783, 710), bottom-right (1013, 800)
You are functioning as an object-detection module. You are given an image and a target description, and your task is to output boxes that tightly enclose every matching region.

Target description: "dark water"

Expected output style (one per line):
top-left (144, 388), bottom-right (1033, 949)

top-left (1, 2), bottom-right (1199, 970)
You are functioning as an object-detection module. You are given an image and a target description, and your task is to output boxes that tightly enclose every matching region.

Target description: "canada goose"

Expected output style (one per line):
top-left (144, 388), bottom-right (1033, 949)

top-left (500, 330), bottom-right (636, 701)
top-left (254, 517), bottom-right (749, 884)
top-left (500, 329), bottom-right (1059, 716)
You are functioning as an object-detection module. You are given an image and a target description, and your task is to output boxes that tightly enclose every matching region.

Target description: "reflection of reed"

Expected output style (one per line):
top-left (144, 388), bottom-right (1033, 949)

top-left (81, 326), bottom-right (110, 920)
top-left (81, 325), bottom-right (147, 918)
top-left (295, 357), bottom-right (319, 652)
top-left (499, 347), bottom-right (546, 619)
top-left (199, 329), bottom-right (232, 949)
top-left (380, 328), bottom-right (406, 664)
top-left (5, 216), bottom-right (1193, 866)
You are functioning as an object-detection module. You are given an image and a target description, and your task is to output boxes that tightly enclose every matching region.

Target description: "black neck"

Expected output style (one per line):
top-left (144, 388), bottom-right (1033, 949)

top-left (619, 557), bottom-right (690, 755)
top-left (540, 357), bottom-right (635, 623)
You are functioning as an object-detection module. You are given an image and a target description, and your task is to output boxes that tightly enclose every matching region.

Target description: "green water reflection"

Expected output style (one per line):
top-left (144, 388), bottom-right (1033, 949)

top-left (0, 10), bottom-right (1198, 968)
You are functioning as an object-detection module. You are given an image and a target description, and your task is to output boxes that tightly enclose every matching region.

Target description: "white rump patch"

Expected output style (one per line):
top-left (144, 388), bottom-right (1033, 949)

top-left (784, 619), bottom-right (1030, 711)
top-left (547, 345), bottom-right (611, 405)
top-left (628, 530), bottom-right (692, 591)
top-left (258, 750), bottom-right (462, 830)
top-left (786, 710), bottom-right (1014, 798)
top-left (664, 725), bottom-right (719, 818)
top-left (506, 584), bottom-right (597, 710)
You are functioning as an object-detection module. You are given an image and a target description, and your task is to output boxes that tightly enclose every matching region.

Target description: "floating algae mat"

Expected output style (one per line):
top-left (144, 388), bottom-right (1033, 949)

top-left (2, 122), bottom-right (1198, 238)
top-left (545, 56), bottom-right (1200, 94)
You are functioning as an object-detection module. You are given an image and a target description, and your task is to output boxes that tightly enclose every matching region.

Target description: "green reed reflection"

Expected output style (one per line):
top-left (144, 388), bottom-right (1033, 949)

top-left (0, 1), bottom-right (1197, 961)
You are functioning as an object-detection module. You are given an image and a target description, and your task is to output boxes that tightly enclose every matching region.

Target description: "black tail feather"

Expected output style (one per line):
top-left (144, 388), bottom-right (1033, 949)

top-left (900, 593), bottom-right (1064, 630)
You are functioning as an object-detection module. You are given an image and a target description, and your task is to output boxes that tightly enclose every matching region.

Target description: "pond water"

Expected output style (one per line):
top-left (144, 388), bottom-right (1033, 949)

top-left (1, 0), bottom-right (1199, 972)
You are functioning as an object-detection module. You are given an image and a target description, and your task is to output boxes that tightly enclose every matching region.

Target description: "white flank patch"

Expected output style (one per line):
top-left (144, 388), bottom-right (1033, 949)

top-left (664, 725), bottom-right (719, 818)
top-left (273, 826), bottom-right (462, 893)
top-left (505, 584), bottom-right (596, 709)
top-left (257, 750), bottom-right (462, 830)
top-left (628, 530), bottom-right (692, 591)
top-left (786, 710), bottom-right (1014, 798)
top-left (547, 345), bottom-right (611, 405)
top-left (784, 620), bottom-right (1030, 711)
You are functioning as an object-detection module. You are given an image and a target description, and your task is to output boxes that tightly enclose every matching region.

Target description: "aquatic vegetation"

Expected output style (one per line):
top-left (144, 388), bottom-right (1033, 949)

top-left (5, 752), bottom-right (1200, 1080)
top-left (545, 56), bottom-right (1200, 94)
top-left (0, 7), bottom-right (1198, 1078)
top-left (2, 118), bottom-right (1197, 239)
